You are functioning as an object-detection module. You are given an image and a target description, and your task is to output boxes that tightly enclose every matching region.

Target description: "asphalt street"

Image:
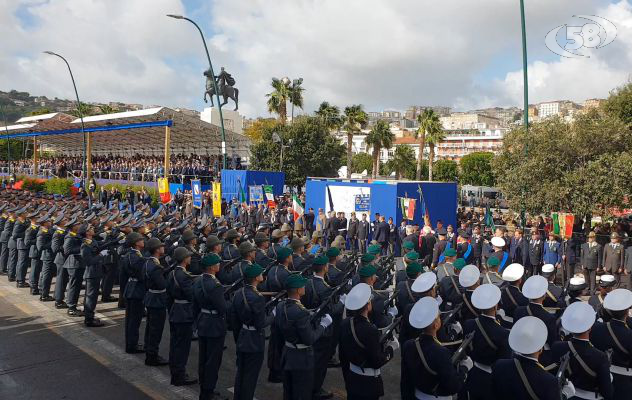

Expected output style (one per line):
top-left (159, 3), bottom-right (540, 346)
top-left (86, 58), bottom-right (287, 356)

top-left (0, 274), bottom-right (403, 400)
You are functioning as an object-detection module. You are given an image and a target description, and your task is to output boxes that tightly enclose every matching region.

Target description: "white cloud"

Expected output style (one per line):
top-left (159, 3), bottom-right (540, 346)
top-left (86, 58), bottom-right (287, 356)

top-left (1, 0), bottom-right (629, 119)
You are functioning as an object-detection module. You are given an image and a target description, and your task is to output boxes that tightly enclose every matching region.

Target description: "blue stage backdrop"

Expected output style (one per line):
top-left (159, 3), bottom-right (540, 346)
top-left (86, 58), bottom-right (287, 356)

top-left (221, 170), bottom-right (285, 203)
top-left (305, 178), bottom-right (457, 229)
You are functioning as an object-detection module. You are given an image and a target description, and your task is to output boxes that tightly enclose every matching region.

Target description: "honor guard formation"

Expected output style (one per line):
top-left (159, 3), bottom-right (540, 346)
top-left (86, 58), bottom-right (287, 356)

top-left (1, 190), bottom-right (631, 400)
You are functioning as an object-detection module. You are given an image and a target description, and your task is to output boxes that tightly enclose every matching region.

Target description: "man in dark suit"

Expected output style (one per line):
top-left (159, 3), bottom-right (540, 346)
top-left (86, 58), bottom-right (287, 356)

top-left (562, 233), bottom-right (581, 284)
top-left (603, 232), bottom-right (624, 283)
top-left (581, 231), bottom-right (603, 295)
top-left (509, 228), bottom-right (527, 266)
top-left (527, 230), bottom-right (544, 277)
top-left (431, 228), bottom-right (449, 268)
top-left (337, 212), bottom-right (348, 238)
top-left (304, 208), bottom-right (315, 238)
top-left (357, 214), bottom-right (370, 254)
top-left (373, 216), bottom-right (389, 256)
top-left (347, 212), bottom-right (359, 253)
top-left (419, 226), bottom-right (436, 267)
top-left (323, 211), bottom-right (335, 248)
top-left (388, 217), bottom-right (397, 256)
top-left (470, 225), bottom-right (484, 268)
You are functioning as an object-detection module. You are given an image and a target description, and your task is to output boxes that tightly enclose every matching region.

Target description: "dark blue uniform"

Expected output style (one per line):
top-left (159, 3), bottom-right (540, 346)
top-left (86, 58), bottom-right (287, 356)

top-left (143, 257), bottom-right (168, 362)
top-left (62, 232), bottom-right (84, 309)
top-left (25, 223), bottom-right (40, 290)
top-left (499, 284), bottom-right (528, 326)
top-left (167, 266), bottom-right (196, 382)
top-left (122, 248), bottom-right (146, 352)
top-left (81, 239), bottom-right (103, 322)
top-left (591, 318), bottom-right (632, 400)
top-left (492, 354), bottom-right (560, 400)
top-left (52, 227), bottom-right (69, 304)
top-left (36, 226), bottom-right (54, 298)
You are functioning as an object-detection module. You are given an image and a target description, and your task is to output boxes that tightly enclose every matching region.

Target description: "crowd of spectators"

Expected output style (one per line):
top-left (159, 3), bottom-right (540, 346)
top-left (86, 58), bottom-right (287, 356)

top-left (1, 153), bottom-right (243, 184)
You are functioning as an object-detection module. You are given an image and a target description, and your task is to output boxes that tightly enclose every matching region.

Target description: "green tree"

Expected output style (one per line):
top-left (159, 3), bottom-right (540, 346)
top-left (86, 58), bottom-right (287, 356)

top-left (98, 105), bottom-right (117, 114)
top-left (29, 108), bottom-right (51, 116)
top-left (364, 120), bottom-right (394, 178)
top-left (250, 116), bottom-right (345, 187)
top-left (603, 82), bottom-right (632, 125)
top-left (425, 118), bottom-right (446, 181)
top-left (342, 105), bottom-right (368, 178)
top-left (351, 152), bottom-right (373, 175)
top-left (266, 78), bottom-right (290, 123)
top-left (493, 108), bottom-right (632, 216)
top-left (433, 159), bottom-right (458, 182)
top-left (415, 109), bottom-right (442, 180)
top-left (288, 79), bottom-right (304, 121)
top-left (315, 101), bottom-right (342, 131)
top-left (459, 152), bottom-right (495, 186)
top-left (69, 102), bottom-right (94, 118)
top-left (243, 118), bottom-right (279, 143)
top-left (385, 144), bottom-right (418, 179)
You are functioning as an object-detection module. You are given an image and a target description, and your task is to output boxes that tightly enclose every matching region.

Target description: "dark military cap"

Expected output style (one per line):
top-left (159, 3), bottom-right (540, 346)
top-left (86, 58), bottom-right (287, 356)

top-left (238, 241), bottom-right (256, 256)
top-left (146, 237), bottom-right (164, 253)
top-left (254, 232), bottom-right (269, 245)
top-left (206, 235), bottom-right (222, 248)
top-left (173, 247), bottom-right (192, 263)
top-left (181, 229), bottom-right (196, 243)
top-left (126, 232), bottom-right (144, 245)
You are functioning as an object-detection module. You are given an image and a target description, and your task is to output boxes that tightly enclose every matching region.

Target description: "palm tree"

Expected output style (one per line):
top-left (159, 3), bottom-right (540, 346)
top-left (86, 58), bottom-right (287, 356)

top-left (288, 79), bottom-right (304, 122)
top-left (425, 118), bottom-right (446, 182)
top-left (266, 78), bottom-right (290, 123)
top-left (69, 102), bottom-right (94, 118)
top-left (98, 104), bottom-right (117, 114)
top-left (315, 101), bottom-right (342, 131)
top-left (342, 105), bottom-right (368, 178)
top-left (387, 144), bottom-right (416, 179)
top-left (415, 109), bottom-right (442, 180)
top-left (365, 120), bottom-right (394, 178)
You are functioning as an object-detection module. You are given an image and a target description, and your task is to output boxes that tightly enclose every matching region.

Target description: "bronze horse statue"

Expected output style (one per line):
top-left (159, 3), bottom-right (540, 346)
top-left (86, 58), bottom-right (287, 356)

top-left (204, 68), bottom-right (239, 111)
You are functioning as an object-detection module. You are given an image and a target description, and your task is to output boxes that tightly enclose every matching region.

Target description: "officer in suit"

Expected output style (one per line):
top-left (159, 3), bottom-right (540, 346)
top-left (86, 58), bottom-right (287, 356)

top-left (374, 216), bottom-right (390, 256)
top-left (303, 254), bottom-right (345, 400)
top-left (24, 212), bottom-right (41, 293)
top-left (122, 231), bottom-right (147, 353)
top-left (552, 302), bottom-right (614, 399)
top-left (513, 276), bottom-right (558, 348)
top-left (347, 212), bottom-right (359, 253)
top-left (591, 288), bottom-right (632, 399)
top-left (36, 216), bottom-right (55, 301)
top-left (581, 232), bottom-right (603, 295)
top-left (402, 297), bottom-right (471, 399)
top-left (63, 220), bottom-right (85, 316)
top-left (499, 263), bottom-right (528, 327)
top-left (10, 207), bottom-right (28, 285)
top-left (431, 228), bottom-right (449, 268)
top-left (470, 225), bottom-right (484, 268)
top-left (456, 232), bottom-right (474, 265)
top-left (603, 232), bottom-right (625, 282)
top-left (231, 263), bottom-right (273, 400)
top-left (464, 284), bottom-right (511, 400)
top-left (167, 247), bottom-right (198, 386)
top-left (53, 216), bottom-right (71, 309)
top-left (527, 231), bottom-right (544, 277)
top-left (275, 273), bottom-right (330, 400)
top-left (509, 228), bottom-right (528, 266)
top-left (340, 283), bottom-right (397, 400)
top-left (357, 214), bottom-right (370, 254)
top-left (143, 238), bottom-right (169, 367)
top-left (492, 317), bottom-right (566, 399)
top-left (81, 225), bottom-right (105, 327)
top-left (540, 264), bottom-right (563, 308)
top-left (542, 232), bottom-right (562, 273)
top-left (194, 253), bottom-right (228, 400)
top-left (562, 233), bottom-right (581, 284)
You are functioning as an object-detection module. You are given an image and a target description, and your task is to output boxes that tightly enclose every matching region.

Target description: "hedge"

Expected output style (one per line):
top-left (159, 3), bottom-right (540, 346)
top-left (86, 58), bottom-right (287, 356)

top-left (44, 178), bottom-right (74, 196)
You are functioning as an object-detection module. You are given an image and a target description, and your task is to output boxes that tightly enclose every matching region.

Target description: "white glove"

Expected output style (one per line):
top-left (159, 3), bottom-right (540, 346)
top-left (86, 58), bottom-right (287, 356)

top-left (339, 294), bottom-right (347, 305)
top-left (450, 321), bottom-right (463, 335)
top-left (459, 356), bottom-right (473, 371)
top-left (320, 313), bottom-right (333, 328)
top-left (348, 278), bottom-right (353, 286)
top-left (387, 336), bottom-right (400, 352)
top-left (497, 308), bottom-right (506, 318)
top-left (271, 307), bottom-right (277, 317)
top-left (100, 250), bottom-right (109, 256)
top-left (173, 241), bottom-right (179, 247)
top-left (436, 295), bottom-right (443, 306)
top-left (561, 381), bottom-right (576, 398)
top-left (387, 306), bottom-right (398, 317)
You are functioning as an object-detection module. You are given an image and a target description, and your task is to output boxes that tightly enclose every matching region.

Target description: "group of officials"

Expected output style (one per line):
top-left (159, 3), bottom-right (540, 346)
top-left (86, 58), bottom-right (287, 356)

top-left (0, 188), bottom-right (631, 400)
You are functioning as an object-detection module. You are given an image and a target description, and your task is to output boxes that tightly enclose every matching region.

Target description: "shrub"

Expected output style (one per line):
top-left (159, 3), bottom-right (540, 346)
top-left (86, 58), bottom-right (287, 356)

top-left (44, 178), bottom-right (74, 196)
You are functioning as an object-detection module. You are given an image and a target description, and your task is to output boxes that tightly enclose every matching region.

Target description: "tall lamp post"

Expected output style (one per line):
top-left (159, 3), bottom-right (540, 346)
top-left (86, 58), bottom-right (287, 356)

top-left (519, 0), bottom-right (529, 227)
top-left (167, 14), bottom-right (227, 170)
top-left (43, 51), bottom-right (89, 203)
top-left (272, 132), bottom-right (292, 171)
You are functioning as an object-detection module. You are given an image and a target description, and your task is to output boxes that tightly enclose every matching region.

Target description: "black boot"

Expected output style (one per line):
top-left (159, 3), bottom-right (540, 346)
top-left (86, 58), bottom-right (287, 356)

top-left (171, 374), bottom-right (198, 386)
top-left (145, 355), bottom-right (169, 366)
top-left (85, 318), bottom-right (105, 327)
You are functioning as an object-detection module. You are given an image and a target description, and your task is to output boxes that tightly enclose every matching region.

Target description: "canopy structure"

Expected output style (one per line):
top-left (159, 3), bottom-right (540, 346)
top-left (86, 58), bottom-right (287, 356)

top-left (1, 106), bottom-right (251, 178)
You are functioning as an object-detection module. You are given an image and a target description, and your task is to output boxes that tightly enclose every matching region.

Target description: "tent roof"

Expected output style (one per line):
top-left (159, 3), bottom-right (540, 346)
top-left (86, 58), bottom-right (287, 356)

top-left (1, 107), bottom-right (250, 157)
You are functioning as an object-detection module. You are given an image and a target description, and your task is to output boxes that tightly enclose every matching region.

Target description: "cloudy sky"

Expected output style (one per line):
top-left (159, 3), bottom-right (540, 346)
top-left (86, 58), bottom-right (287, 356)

top-left (1, 0), bottom-right (630, 118)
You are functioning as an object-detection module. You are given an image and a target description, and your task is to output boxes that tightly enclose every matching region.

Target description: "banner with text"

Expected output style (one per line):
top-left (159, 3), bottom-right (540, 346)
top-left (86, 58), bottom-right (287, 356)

top-left (191, 179), bottom-right (202, 209)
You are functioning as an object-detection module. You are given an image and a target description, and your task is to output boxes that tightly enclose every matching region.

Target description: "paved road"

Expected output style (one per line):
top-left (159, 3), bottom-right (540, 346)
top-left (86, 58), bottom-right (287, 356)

top-left (0, 275), bottom-right (403, 400)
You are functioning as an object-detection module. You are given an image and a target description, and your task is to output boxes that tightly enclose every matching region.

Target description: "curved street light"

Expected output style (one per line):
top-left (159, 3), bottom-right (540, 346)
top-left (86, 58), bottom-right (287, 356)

top-left (167, 14), bottom-right (227, 170)
top-left (43, 51), bottom-right (88, 199)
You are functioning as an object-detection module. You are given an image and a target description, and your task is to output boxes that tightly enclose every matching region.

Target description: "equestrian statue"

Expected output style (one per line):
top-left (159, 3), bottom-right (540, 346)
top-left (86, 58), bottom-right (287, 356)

top-left (204, 67), bottom-right (239, 111)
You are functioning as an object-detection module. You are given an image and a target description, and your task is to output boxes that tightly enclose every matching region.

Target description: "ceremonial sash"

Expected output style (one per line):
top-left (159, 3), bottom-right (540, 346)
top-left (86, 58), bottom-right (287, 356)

top-left (438, 242), bottom-right (451, 264)
top-left (463, 243), bottom-right (472, 261)
top-left (499, 251), bottom-right (509, 272)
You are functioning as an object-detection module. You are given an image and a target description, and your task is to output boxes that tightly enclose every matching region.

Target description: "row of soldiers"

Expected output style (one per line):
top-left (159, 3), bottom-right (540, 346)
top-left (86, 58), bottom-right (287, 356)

top-left (1, 188), bottom-right (631, 400)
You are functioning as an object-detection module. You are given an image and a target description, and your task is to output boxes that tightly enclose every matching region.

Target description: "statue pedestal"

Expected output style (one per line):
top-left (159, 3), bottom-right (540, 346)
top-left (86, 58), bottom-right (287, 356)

top-left (200, 107), bottom-right (243, 135)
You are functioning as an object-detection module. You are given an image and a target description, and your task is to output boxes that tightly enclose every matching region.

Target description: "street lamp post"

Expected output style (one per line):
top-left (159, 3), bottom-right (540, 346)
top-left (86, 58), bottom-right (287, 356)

top-left (43, 51), bottom-right (89, 204)
top-left (167, 14), bottom-right (227, 170)
top-left (519, 0), bottom-right (529, 133)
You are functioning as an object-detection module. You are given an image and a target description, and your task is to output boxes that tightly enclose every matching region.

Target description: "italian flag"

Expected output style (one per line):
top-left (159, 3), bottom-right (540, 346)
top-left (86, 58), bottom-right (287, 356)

top-left (400, 198), bottom-right (416, 220)
top-left (292, 194), bottom-right (304, 221)
top-left (264, 185), bottom-right (276, 208)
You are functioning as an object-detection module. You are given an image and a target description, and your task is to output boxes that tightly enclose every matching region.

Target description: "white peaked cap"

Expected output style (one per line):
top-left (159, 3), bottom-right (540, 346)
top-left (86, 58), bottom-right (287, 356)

top-left (502, 263), bottom-right (524, 282)
top-left (570, 276), bottom-right (585, 286)
top-left (458, 265), bottom-right (480, 288)
top-left (412, 272), bottom-right (437, 293)
top-left (541, 264), bottom-right (555, 274)
top-left (603, 288), bottom-right (632, 311)
top-left (472, 284), bottom-right (502, 310)
top-left (509, 316), bottom-right (548, 354)
top-left (409, 296), bottom-right (439, 329)
top-left (491, 237), bottom-right (505, 248)
top-left (345, 283), bottom-right (372, 311)
top-left (522, 276), bottom-right (549, 299)
top-left (561, 301), bottom-right (596, 334)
